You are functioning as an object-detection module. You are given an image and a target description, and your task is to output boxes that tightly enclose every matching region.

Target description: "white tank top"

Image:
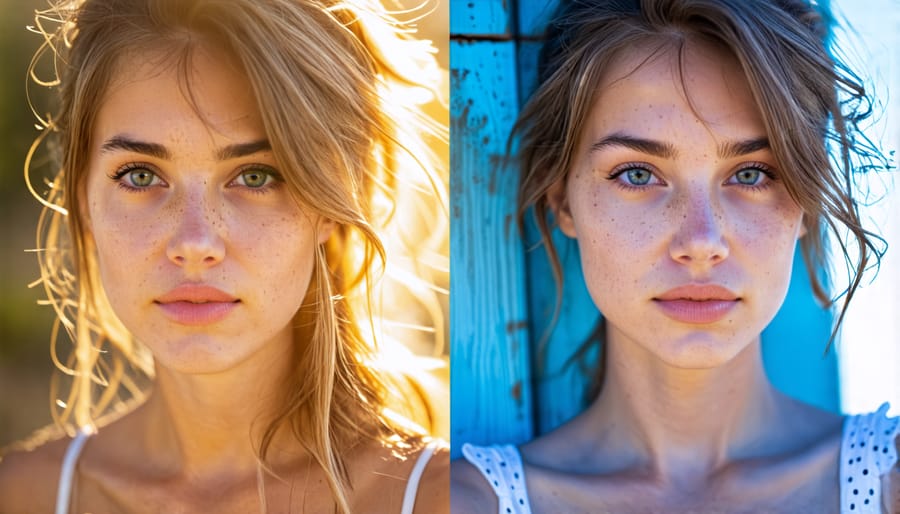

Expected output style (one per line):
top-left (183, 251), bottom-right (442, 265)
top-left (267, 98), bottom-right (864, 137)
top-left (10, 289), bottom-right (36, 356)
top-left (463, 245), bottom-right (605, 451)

top-left (463, 403), bottom-right (899, 514)
top-left (54, 432), bottom-right (440, 514)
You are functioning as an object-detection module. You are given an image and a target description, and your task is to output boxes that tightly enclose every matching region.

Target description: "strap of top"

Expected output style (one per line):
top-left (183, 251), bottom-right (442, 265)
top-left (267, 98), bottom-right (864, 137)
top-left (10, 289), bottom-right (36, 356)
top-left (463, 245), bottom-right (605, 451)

top-left (461, 443), bottom-right (532, 514)
top-left (55, 426), bottom-right (95, 514)
top-left (400, 438), bottom-right (442, 514)
top-left (840, 402), bottom-right (899, 514)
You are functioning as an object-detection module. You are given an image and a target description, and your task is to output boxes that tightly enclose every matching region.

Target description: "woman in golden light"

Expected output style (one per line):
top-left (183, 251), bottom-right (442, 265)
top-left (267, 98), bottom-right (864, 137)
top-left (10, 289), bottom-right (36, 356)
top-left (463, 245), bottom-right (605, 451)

top-left (0, 1), bottom-right (448, 512)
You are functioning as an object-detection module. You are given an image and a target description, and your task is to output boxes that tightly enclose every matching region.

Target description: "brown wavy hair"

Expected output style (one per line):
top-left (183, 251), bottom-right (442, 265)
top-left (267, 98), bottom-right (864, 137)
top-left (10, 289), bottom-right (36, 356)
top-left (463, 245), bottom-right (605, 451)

top-left (515, 0), bottom-right (889, 390)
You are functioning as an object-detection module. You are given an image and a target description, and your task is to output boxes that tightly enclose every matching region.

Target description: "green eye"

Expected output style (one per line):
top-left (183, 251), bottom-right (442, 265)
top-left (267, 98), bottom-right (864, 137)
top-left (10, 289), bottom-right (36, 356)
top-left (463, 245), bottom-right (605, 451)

top-left (128, 168), bottom-right (158, 187)
top-left (241, 170), bottom-right (269, 188)
top-left (231, 165), bottom-right (283, 191)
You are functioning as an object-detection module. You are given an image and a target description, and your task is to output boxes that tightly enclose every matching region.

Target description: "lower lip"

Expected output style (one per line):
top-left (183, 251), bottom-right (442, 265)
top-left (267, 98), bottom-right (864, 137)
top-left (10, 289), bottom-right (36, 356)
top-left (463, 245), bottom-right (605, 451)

top-left (156, 301), bottom-right (238, 326)
top-left (653, 299), bottom-right (738, 324)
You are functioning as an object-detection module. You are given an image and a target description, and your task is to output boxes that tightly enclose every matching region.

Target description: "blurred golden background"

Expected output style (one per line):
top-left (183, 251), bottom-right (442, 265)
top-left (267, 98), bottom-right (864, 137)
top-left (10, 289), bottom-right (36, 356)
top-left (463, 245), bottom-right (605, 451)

top-left (0, 0), bottom-right (449, 448)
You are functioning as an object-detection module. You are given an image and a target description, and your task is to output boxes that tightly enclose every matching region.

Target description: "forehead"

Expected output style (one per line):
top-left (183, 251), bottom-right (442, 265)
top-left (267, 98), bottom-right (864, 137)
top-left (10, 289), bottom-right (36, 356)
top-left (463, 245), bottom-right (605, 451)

top-left (585, 39), bottom-right (765, 140)
top-left (94, 46), bottom-right (263, 147)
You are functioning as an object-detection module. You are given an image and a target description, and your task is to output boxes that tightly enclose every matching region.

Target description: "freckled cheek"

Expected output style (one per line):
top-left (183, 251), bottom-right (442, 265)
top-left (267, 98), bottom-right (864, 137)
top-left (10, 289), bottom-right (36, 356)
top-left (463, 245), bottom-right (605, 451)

top-left (571, 194), bottom-right (657, 302)
top-left (237, 213), bottom-right (317, 274)
top-left (573, 195), bottom-right (662, 258)
top-left (727, 201), bottom-right (802, 258)
top-left (90, 207), bottom-right (167, 268)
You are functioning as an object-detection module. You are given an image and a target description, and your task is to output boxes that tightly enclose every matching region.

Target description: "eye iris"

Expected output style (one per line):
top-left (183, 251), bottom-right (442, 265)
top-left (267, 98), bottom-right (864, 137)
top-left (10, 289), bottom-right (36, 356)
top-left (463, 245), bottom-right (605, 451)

top-left (242, 170), bottom-right (268, 188)
top-left (129, 169), bottom-right (155, 187)
top-left (626, 168), bottom-right (652, 185)
top-left (736, 168), bottom-right (760, 185)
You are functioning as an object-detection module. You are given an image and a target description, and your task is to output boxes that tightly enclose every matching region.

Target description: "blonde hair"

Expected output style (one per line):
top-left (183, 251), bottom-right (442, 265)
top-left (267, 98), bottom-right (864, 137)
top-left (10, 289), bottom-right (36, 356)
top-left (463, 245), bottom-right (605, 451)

top-left (516, 0), bottom-right (888, 364)
top-left (26, 0), bottom-right (447, 511)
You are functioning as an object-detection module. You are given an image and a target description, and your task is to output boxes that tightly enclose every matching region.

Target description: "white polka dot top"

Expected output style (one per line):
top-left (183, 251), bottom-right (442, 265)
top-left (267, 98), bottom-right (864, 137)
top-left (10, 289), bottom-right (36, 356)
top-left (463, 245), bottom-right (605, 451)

top-left (462, 403), bottom-right (898, 514)
top-left (462, 443), bottom-right (533, 514)
top-left (840, 403), bottom-right (898, 513)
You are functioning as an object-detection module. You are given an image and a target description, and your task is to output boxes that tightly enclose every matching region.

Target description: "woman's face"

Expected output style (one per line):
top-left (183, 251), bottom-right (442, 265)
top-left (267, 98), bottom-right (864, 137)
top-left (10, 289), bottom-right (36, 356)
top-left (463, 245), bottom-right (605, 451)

top-left (84, 48), bottom-right (330, 374)
top-left (553, 42), bottom-right (804, 368)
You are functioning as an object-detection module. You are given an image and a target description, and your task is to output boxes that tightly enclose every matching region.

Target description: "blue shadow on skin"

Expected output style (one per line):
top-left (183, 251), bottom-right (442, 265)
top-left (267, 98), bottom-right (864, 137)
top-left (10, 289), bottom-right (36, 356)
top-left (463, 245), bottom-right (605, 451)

top-left (525, 228), bottom-right (840, 436)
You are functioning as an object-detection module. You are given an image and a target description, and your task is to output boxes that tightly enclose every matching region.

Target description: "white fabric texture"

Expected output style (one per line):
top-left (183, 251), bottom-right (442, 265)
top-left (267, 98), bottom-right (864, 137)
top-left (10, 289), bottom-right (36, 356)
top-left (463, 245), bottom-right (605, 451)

top-left (461, 443), bottom-right (532, 514)
top-left (839, 403), bottom-right (899, 513)
top-left (462, 404), bottom-right (899, 514)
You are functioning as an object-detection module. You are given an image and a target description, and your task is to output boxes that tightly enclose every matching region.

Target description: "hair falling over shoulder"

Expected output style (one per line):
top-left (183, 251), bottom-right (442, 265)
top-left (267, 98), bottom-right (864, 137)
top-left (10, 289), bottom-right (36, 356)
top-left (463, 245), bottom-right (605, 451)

top-left (25, 0), bottom-right (447, 512)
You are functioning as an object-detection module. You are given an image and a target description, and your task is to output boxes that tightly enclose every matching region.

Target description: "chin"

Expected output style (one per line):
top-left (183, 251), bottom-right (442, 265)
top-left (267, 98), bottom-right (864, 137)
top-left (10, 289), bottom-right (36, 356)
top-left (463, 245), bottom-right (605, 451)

top-left (148, 334), bottom-right (260, 375)
top-left (645, 330), bottom-right (755, 370)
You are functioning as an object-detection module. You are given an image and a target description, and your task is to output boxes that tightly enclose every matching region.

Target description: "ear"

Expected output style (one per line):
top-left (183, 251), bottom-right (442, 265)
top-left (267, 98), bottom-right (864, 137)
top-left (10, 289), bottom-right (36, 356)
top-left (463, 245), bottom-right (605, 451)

top-left (546, 178), bottom-right (576, 238)
top-left (797, 213), bottom-right (807, 239)
top-left (317, 218), bottom-right (337, 245)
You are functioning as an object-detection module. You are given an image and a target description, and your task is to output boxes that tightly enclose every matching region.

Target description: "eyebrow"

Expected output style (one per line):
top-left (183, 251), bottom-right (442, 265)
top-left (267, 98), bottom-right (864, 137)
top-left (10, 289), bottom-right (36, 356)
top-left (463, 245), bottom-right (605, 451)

top-left (589, 133), bottom-right (676, 159)
top-left (99, 135), bottom-right (271, 161)
top-left (216, 140), bottom-right (272, 160)
top-left (100, 136), bottom-right (169, 159)
top-left (589, 132), bottom-right (770, 160)
top-left (718, 137), bottom-right (769, 159)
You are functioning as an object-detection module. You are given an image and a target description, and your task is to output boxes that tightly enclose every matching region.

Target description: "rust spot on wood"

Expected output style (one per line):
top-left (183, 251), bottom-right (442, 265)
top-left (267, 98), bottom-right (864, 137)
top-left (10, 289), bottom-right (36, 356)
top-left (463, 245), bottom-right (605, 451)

top-left (506, 320), bottom-right (527, 334)
top-left (511, 381), bottom-right (521, 402)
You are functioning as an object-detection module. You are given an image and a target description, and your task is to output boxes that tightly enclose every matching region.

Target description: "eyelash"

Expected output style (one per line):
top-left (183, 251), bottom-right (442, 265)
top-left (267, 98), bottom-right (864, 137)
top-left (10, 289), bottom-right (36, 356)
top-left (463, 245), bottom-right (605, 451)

top-left (605, 162), bottom-right (663, 192)
top-left (604, 162), bottom-right (778, 192)
top-left (107, 162), bottom-right (165, 193)
top-left (106, 163), bottom-right (285, 194)
top-left (228, 165), bottom-right (284, 194)
top-left (728, 161), bottom-right (777, 192)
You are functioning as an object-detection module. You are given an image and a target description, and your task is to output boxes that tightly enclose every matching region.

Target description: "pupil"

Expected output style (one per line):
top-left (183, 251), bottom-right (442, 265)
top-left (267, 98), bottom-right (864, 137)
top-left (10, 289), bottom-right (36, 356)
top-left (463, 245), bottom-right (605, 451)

top-left (245, 171), bottom-right (266, 187)
top-left (739, 169), bottom-right (759, 184)
top-left (627, 169), bottom-right (650, 185)
top-left (130, 170), bottom-right (152, 187)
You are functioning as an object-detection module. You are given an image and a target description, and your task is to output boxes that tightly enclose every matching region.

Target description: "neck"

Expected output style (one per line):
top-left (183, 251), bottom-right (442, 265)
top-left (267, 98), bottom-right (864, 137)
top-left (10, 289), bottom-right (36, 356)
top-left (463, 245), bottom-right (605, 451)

top-left (133, 337), bottom-right (300, 480)
top-left (584, 325), bottom-right (788, 483)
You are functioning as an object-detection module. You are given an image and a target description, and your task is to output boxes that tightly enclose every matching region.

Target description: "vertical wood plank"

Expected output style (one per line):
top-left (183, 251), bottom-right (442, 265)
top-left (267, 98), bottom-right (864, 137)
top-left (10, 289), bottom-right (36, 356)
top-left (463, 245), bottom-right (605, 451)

top-left (517, 0), bottom-right (599, 435)
top-left (450, 0), bottom-right (512, 36)
top-left (450, 39), bottom-right (533, 456)
top-left (517, 0), bottom-right (558, 38)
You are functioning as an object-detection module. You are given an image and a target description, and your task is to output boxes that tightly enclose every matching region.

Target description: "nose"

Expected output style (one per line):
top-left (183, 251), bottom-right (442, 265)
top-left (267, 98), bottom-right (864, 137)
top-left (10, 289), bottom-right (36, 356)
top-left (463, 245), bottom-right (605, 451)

top-left (166, 193), bottom-right (226, 269)
top-left (668, 192), bottom-right (729, 266)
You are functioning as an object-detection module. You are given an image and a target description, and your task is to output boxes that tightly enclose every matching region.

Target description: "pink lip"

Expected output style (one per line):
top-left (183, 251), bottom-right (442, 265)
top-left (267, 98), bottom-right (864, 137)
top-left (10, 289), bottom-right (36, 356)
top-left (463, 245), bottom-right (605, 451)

top-left (653, 284), bottom-right (740, 324)
top-left (154, 284), bottom-right (239, 326)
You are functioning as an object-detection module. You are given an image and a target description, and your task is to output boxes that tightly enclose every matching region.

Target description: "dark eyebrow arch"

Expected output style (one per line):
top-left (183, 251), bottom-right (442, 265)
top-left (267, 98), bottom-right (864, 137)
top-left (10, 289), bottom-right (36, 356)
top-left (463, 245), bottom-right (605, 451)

top-left (100, 136), bottom-right (169, 160)
top-left (718, 137), bottom-right (770, 159)
top-left (590, 132), bottom-right (676, 159)
top-left (99, 136), bottom-right (271, 161)
top-left (216, 140), bottom-right (271, 160)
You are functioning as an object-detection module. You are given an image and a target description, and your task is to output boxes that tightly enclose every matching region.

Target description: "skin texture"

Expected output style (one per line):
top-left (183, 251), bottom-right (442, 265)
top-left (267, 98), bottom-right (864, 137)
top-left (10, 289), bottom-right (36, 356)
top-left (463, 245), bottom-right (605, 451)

top-left (558, 41), bottom-right (804, 370)
top-left (0, 47), bottom-right (448, 514)
top-left (451, 41), bottom-right (862, 514)
top-left (85, 50), bottom-right (325, 376)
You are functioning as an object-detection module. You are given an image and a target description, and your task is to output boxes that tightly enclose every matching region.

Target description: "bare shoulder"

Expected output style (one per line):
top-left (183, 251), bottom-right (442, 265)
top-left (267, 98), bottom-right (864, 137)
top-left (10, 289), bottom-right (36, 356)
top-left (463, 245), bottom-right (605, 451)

top-left (450, 456), bottom-right (497, 514)
top-left (0, 428), bottom-right (72, 513)
top-left (347, 437), bottom-right (449, 513)
top-left (411, 442), bottom-right (449, 514)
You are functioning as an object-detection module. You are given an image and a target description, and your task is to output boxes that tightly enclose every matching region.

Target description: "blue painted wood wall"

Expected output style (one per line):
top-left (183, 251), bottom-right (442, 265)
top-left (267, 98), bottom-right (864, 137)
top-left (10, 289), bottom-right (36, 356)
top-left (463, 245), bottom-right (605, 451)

top-left (450, 0), bottom-right (840, 457)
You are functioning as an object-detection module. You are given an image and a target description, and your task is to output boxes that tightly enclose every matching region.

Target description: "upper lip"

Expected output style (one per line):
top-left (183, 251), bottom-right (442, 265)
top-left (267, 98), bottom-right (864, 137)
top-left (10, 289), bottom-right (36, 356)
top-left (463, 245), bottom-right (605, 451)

top-left (155, 284), bottom-right (239, 304)
top-left (654, 284), bottom-right (739, 301)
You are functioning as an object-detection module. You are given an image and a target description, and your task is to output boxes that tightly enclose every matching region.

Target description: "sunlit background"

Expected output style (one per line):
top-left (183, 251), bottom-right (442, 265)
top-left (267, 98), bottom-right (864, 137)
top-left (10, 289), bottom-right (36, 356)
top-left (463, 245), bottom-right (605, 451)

top-left (0, 0), bottom-right (449, 447)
